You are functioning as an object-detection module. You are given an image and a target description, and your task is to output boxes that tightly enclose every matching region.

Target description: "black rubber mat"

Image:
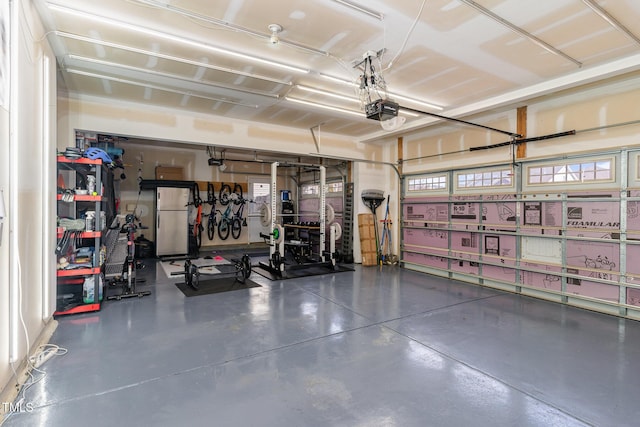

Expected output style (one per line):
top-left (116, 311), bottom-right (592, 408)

top-left (175, 277), bottom-right (260, 297)
top-left (253, 264), bottom-right (354, 280)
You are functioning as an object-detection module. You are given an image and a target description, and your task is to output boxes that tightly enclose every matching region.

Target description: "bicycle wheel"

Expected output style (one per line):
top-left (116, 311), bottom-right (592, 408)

top-left (242, 254), bottom-right (252, 279)
top-left (219, 183), bottom-right (231, 205)
top-left (207, 211), bottom-right (215, 241)
top-left (193, 205), bottom-right (203, 248)
top-left (185, 260), bottom-right (200, 290)
top-left (233, 183), bottom-right (243, 203)
top-left (207, 182), bottom-right (215, 205)
top-left (231, 217), bottom-right (242, 239)
top-left (195, 223), bottom-right (203, 248)
top-left (218, 219), bottom-right (230, 240)
top-left (235, 260), bottom-right (245, 283)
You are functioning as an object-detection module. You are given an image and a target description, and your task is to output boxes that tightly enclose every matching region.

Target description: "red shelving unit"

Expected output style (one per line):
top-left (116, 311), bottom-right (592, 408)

top-left (54, 303), bottom-right (101, 316)
top-left (55, 155), bottom-right (105, 316)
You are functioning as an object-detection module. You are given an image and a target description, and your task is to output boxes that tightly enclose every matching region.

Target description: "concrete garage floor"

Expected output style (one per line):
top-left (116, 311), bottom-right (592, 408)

top-left (4, 259), bottom-right (640, 426)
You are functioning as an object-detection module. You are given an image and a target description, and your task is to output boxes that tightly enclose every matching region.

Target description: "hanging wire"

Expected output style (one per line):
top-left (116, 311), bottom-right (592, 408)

top-left (357, 53), bottom-right (388, 108)
top-left (383, 0), bottom-right (429, 71)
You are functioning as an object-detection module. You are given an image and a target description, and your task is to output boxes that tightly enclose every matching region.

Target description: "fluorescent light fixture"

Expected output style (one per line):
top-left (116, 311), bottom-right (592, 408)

top-left (319, 74), bottom-right (443, 110)
top-left (9, 0), bottom-right (19, 364)
top-left (332, 0), bottom-right (384, 21)
top-left (47, 3), bottom-right (310, 73)
top-left (581, 0), bottom-right (640, 45)
top-left (57, 32), bottom-right (292, 86)
top-left (399, 109), bottom-right (420, 117)
top-left (285, 97), bottom-right (363, 117)
top-left (319, 73), bottom-right (358, 86)
top-left (296, 85), bottom-right (420, 117)
top-left (66, 68), bottom-right (260, 108)
top-left (66, 55), bottom-right (280, 99)
top-left (389, 93), bottom-right (443, 111)
top-left (296, 85), bottom-right (360, 103)
top-left (458, 0), bottom-right (582, 67)
top-left (43, 55), bottom-right (52, 320)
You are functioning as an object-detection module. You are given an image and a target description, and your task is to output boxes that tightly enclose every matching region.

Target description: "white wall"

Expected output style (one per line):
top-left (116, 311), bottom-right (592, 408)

top-left (57, 96), bottom-right (370, 159)
top-left (402, 73), bottom-right (640, 174)
top-left (0, 96), bottom-right (10, 404)
top-left (1, 0), bottom-right (57, 399)
top-left (352, 141), bottom-right (400, 263)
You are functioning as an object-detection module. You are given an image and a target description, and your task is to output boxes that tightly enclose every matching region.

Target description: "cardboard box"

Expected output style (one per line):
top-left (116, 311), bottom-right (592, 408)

top-left (359, 225), bottom-right (373, 240)
top-left (358, 213), bottom-right (374, 225)
top-left (358, 213), bottom-right (378, 265)
top-left (361, 251), bottom-right (378, 266)
top-left (360, 239), bottom-right (377, 253)
top-left (358, 213), bottom-right (375, 239)
top-left (155, 166), bottom-right (184, 180)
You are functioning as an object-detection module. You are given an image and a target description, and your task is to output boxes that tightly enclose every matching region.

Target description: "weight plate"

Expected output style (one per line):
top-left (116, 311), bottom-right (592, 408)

top-left (260, 203), bottom-right (271, 227)
top-left (242, 254), bottom-right (252, 278)
top-left (325, 204), bottom-right (335, 223)
top-left (190, 263), bottom-right (199, 290)
top-left (236, 264), bottom-right (246, 284)
top-left (275, 224), bottom-right (284, 244)
top-left (330, 221), bottom-right (342, 240)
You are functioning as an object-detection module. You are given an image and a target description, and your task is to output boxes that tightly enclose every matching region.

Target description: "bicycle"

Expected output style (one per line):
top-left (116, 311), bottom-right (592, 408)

top-left (106, 214), bottom-right (151, 300)
top-left (217, 184), bottom-right (246, 240)
top-left (216, 202), bottom-right (237, 240)
top-left (219, 182), bottom-right (243, 206)
top-left (205, 182), bottom-right (217, 241)
top-left (188, 183), bottom-right (203, 250)
top-left (230, 196), bottom-right (248, 239)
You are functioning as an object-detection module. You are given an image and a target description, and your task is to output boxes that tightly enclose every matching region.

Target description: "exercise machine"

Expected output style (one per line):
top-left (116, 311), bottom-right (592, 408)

top-left (281, 190), bottom-right (295, 240)
top-left (258, 162), bottom-right (341, 278)
top-left (105, 213), bottom-right (152, 300)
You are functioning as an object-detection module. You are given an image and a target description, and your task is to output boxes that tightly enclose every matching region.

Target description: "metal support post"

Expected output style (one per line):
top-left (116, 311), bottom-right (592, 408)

top-left (319, 166), bottom-right (326, 262)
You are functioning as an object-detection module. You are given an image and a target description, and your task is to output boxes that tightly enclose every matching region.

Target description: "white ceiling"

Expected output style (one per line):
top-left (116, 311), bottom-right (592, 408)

top-left (35, 0), bottom-right (640, 141)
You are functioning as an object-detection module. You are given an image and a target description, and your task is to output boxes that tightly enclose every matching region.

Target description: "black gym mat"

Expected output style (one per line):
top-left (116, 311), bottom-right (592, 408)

top-left (253, 264), bottom-right (354, 281)
top-left (175, 277), bottom-right (260, 297)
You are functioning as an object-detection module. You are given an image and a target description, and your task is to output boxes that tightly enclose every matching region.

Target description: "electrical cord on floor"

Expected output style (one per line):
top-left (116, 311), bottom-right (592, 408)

top-left (1, 345), bottom-right (69, 426)
top-left (1, 250), bottom-right (68, 426)
top-left (1, 250), bottom-right (28, 427)
top-left (28, 344), bottom-right (69, 369)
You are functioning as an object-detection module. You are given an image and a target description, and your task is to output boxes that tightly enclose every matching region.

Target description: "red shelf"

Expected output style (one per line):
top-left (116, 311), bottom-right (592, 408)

top-left (57, 230), bottom-right (101, 238)
top-left (57, 194), bottom-right (103, 202)
top-left (56, 267), bottom-right (101, 277)
top-left (57, 277), bottom-right (84, 285)
top-left (56, 155), bottom-right (105, 318)
top-left (54, 303), bottom-right (101, 316)
top-left (56, 155), bottom-right (102, 165)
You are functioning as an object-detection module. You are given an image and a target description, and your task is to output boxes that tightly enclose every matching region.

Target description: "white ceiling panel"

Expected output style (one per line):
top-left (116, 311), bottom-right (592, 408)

top-left (35, 0), bottom-right (640, 141)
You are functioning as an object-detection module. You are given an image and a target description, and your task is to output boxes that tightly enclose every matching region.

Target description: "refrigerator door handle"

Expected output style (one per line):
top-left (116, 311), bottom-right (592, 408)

top-left (157, 212), bottom-right (160, 229)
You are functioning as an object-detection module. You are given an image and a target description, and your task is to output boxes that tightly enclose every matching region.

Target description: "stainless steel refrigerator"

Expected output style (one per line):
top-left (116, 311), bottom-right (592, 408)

top-left (155, 187), bottom-right (190, 256)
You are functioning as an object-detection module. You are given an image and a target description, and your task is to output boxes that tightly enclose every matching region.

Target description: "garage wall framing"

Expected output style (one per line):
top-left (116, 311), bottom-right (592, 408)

top-left (401, 148), bottom-right (640, 320)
